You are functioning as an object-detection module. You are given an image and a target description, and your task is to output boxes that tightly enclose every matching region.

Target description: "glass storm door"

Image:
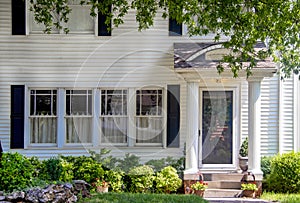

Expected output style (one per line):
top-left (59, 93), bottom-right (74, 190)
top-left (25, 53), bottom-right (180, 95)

top-left (200, 90), bottom-right (233, 167)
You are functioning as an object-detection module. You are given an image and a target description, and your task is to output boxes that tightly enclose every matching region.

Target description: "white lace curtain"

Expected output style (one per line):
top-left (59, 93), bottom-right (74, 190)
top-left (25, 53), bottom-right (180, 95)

top-left (136, 117), bottom-right (163, 143)
top-left (101, 117), bottom-right (127, 143)
top-left (66, 117), bottom-right (92, 143)
top-left (30, 117), bottom-right (57, 143)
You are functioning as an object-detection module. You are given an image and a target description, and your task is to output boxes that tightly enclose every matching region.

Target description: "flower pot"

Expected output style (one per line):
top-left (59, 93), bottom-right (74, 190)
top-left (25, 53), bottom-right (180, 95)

top-left (239, 156), bottom-right (248, 172)
top-left (97, 186), bottom-right (109, 193)
top-left (193, 190), bottom-right (205, 197)
top-left (242, 190), bottom-right (255, 198)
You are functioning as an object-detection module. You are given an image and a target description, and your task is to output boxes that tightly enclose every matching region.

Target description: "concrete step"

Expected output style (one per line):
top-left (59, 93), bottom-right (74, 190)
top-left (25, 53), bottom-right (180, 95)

top-left (203, 173), bottom-right (244, 181)
top-left (207, 180), bottom-right (241, 189)
top-left (203, 189), bottom-right (242, 198)
top-left (205, 197), bottom-right (278, 203)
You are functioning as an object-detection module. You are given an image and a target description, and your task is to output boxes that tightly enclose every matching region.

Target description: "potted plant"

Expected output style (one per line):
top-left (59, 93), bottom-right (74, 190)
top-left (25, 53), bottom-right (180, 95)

top-left (190, 181), bottom-right (208, 197)
top-left (239, 137), bottom-right (248, 172)
top-left (241, 182), bottom-right (258, 198)
top-left (93, 178), bottom-right (109, 193)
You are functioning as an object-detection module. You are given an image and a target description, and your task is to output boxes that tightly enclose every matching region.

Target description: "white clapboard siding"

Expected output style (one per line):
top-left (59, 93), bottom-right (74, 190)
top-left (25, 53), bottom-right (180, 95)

top-left (12, 147), bottom-right (184, 163)
top-left (279, 78), bottom-right (295, 153)
top-left (260, 76), bottom-right (280, 156)
top-left (240, 80), bottom-right (249, 141)
top-left (2, 0), bottom-right (294, 161)
top-left (240, 76), bottom-right (280, 157)
top-left (0, 2), bottom-right (192, 160)
top-left (0, 0), bottom-right (11, 35)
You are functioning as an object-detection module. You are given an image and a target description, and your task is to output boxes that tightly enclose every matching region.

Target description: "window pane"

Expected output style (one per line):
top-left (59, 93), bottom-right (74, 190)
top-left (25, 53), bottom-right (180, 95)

top-left (30, 117), bottom-right (57, 143)
top-left (66, 117), bottom-right (92, 143)
top-left (71, 95), bottom-right (87, 114)
top-left (136, 89), bottom-right (162, 116)
top-left (101, 117), bottom-right (127, 143)
top-left (101, 90), bottom-right (127, 116)
top-left (100, 89), bottom-right (128, 144)
top-left (30, 95), bottom-right (34, 115)
top-left (136, 117), bottom-right (163, 143)
top-left (30, 90), bottom-right (57, 116)
top-left (135, 88), bottom-right (163, 144)
top-left (30, 14), bottom-right (59, 34)
top-left (30, 1), bottom-right (93, 34)
top-left (66, 90), bottom-right (92, 115)
top-left (68, 6), bottom-right (94, 34)
top-left (136, 93), bottom-right (140, 116)
top-left (29, 89), bottom-right (57, 144)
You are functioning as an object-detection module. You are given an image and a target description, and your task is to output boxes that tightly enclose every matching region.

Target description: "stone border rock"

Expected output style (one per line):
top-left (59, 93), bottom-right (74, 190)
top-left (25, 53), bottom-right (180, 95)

top-left (0, 180), bottom-right (91, 203)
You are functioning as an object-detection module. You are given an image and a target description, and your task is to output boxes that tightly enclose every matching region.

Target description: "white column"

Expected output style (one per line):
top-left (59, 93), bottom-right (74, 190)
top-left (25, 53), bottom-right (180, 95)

top-left (248, 78), bottom-right (263, 179)
top-left (57, 88), bottom-right (65, 148)
top-left (293, 75), bottom-right (300, 152)
top-left (93, 89), bottom-right (100, 147)
top-left (184, 82), bottom-right (199, 174)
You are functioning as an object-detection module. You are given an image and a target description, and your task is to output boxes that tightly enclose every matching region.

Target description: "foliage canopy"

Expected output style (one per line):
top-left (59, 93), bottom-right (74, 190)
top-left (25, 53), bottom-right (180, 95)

top-left (29, 0), bottom-right (300, 78)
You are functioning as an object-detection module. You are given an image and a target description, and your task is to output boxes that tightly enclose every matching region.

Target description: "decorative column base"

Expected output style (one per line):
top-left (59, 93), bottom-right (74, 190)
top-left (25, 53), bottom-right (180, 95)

top-left (183, 170), bottom-right (201, 194)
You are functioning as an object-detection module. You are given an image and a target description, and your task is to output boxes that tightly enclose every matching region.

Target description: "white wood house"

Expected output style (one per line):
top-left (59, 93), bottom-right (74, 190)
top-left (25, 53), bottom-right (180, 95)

top-left (1, 0), bottom-right (300, 187)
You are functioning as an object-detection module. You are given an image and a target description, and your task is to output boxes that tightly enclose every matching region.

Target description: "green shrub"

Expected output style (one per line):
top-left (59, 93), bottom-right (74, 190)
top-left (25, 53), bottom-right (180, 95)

top-left (266, 151), bottom-right (300, 193)
top-left (155, 166), bottom-right (182, 193)
top-left (77, 160), bottom-right (105, 184)
top-left (261, 156), bottom-right (273, 192)
top-left (0, 152), bottom-right (35, 192)
top-left (60, 155), bottom-right (96, 181)
top-left (239, 137), bottom-right (248, 157)
top-left (28, 156), bottom-right (43, 178)
top-left (129, 165), bottom-right (155, 193)
top-left (104, 170), bottom-right (124, 192)
top-left (261, 156), bottom-right (273, 178)
top-left (39, 157), bottom-right (63, 181)
top-left (60, 159), bottom-right (74, 182)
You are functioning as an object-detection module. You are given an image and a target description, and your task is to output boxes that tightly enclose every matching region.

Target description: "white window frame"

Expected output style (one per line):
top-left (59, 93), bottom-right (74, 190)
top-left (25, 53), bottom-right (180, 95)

top-left (65, 89), bottom-right (93, 146)
top-left (99, 89), bottom-right (128, 146)
top-left (24, 86), bottom-right (168, 149)
top-left (26, 0), bottom-right (97, 35)
top-left (27, 88), bottom-right (58, 147)
top-left (135, 88), bottom-right (165, 147)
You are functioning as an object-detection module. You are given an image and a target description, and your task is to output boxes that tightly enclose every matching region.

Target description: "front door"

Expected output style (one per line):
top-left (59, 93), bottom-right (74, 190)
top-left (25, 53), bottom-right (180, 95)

top-left (200, 90), bottom-right (235, 168)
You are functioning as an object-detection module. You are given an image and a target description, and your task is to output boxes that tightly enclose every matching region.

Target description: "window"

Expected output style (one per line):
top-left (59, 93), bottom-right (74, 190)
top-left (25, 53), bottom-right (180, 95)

top-left (100, 90), bottom-right (127, 144)
top-left (136, 89), bottom-right (163, 144)
top-left (65, 90), bottom-right (92, 143)
top-left (29, 90), bottom-right (57, 144)
top-left (13, 86), bottom-right (177, 149)
top-left (29, 0), bottom-right (94, 34)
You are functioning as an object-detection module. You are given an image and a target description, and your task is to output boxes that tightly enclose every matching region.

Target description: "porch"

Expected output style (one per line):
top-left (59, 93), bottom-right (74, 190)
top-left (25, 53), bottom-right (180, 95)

top-left (174, 43), bottom-right (276, 196)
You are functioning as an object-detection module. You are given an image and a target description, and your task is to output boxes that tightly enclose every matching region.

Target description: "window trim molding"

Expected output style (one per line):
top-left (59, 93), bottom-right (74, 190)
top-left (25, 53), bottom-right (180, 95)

top-left (23, 86), bottom-right (169, 149)
top-left (99, 88), bottom-right (129, 146)
top-left (64, 89), bottom-right (93, 145)
top-left (26, 0), bottom-right (103, 36)
top-left (25, 87), bottom-right (59, 148)
top-left (134, 87), bottom-right (165, 147)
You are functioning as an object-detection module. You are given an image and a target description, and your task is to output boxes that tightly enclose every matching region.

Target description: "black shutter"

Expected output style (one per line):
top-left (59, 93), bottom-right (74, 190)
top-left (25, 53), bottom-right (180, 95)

top-left (12, 0), bottom-right (26, 35)
top-left (10, 85), bottom-right (25, 149)
top-left (98, 5), bottom-right (111, 36)
top-left (167, 85), bottom-right (180, 147)
top-left (169, 18), bottom-right (182, 36)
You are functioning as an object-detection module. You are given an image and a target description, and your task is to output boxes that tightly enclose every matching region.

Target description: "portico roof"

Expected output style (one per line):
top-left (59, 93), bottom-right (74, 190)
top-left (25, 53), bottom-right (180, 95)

top-left (174, 42), bottom-right (277, 78)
